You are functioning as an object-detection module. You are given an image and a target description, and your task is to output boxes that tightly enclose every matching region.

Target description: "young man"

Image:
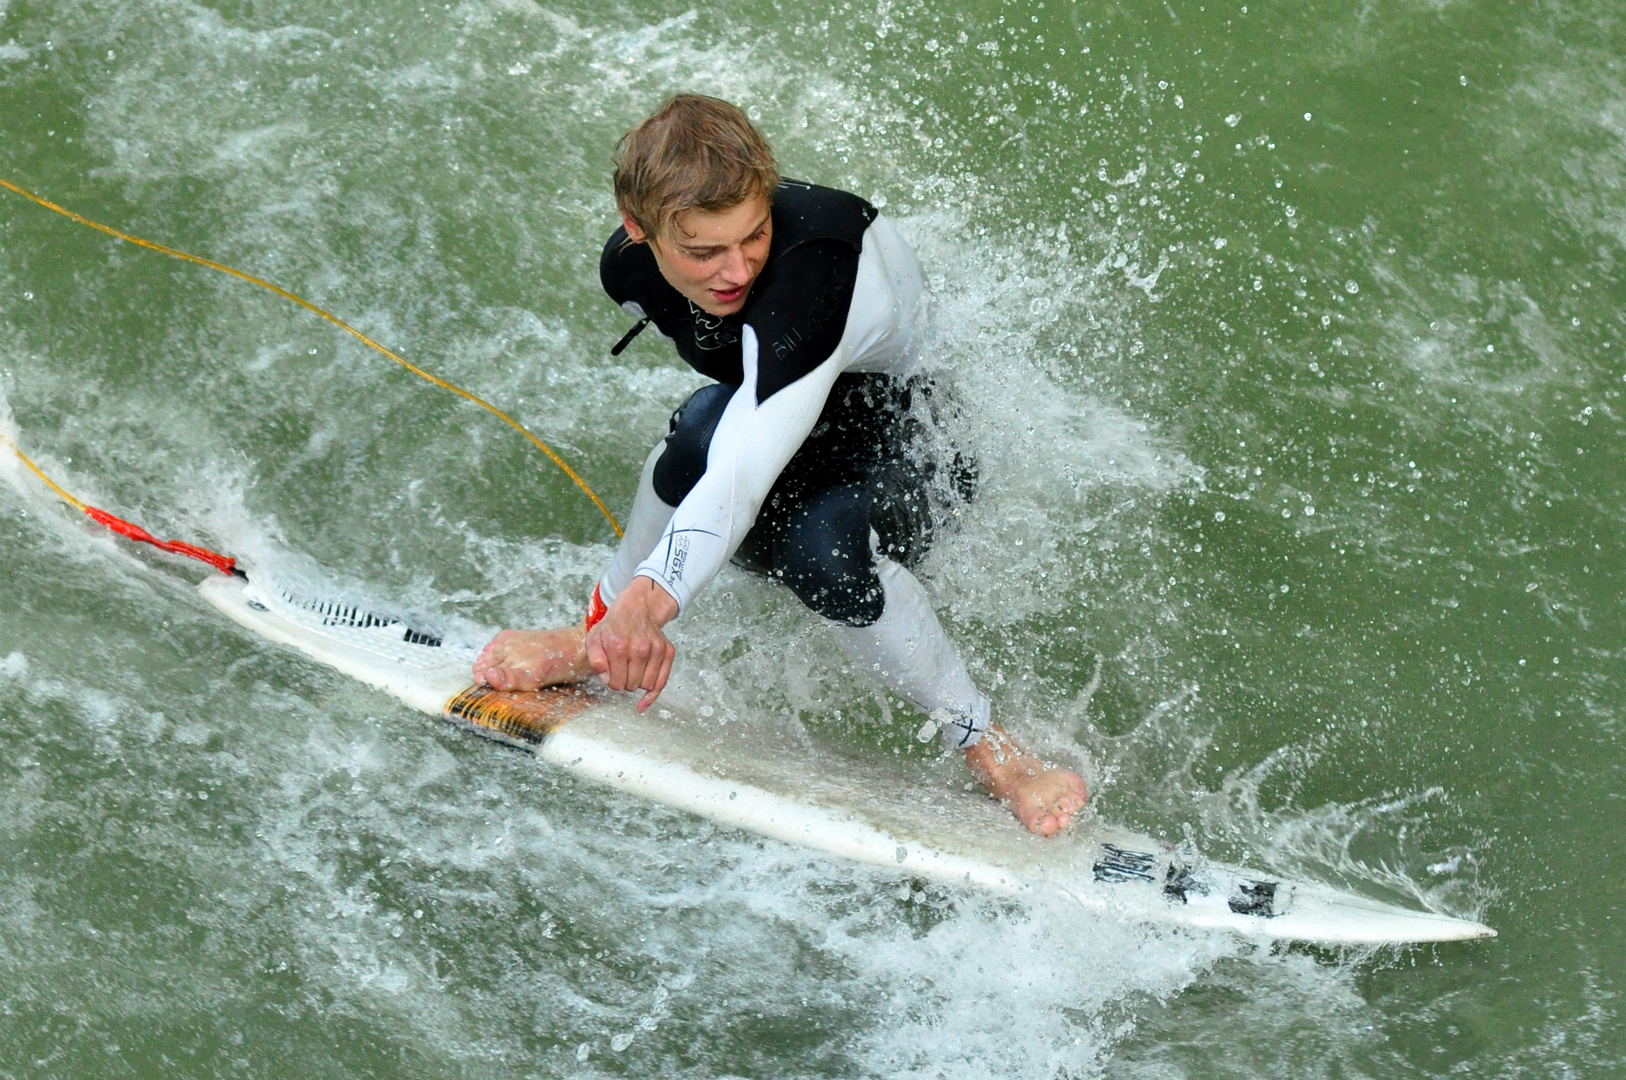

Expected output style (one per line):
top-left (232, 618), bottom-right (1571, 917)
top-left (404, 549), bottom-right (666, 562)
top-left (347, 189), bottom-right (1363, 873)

top-left (474, 95), bottom-right (1085, 836)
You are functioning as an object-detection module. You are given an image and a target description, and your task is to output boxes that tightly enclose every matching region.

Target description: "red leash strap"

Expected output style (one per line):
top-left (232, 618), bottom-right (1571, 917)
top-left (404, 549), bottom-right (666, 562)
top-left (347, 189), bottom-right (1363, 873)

top-left (7, 432), bottom-right (241, 575)
top-left (83, 505), bottom-right (241, 576)
top-left (583, 582), bottom-right (609, 631)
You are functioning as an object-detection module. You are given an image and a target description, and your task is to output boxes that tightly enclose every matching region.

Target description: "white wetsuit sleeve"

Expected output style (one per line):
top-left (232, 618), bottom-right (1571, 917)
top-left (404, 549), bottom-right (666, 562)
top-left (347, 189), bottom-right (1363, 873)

top-left (632, 325), bottom-right (844, 612)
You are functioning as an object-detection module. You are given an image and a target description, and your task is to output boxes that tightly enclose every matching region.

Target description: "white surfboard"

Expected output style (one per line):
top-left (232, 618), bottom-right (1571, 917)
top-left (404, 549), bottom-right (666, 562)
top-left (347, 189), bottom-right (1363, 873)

top-left (199, 571), bottom-right (1494, 946)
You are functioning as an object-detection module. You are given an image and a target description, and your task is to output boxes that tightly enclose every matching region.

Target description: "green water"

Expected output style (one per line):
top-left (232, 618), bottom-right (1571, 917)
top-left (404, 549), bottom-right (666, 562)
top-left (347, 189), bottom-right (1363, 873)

top-left (1, 0), bottom-right (1622, 1075)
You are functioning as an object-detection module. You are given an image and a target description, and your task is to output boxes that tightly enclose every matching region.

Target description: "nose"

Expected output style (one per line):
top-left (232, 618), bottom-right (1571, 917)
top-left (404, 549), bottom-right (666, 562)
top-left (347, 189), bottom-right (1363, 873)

top-left (720, 245), bottom-right (750, 284)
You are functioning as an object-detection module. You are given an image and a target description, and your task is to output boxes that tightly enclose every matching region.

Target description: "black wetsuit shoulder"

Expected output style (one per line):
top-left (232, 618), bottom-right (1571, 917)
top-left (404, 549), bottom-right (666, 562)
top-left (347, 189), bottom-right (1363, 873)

top-left (600, 180), bottom-right (877, 400)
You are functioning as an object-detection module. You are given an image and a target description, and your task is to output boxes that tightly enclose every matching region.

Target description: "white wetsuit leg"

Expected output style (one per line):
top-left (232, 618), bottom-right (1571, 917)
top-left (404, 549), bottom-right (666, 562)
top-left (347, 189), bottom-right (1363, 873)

top-left (596, 440), bottom-right (675, 606)
top-left (827, 555), bottom-right (992, 750)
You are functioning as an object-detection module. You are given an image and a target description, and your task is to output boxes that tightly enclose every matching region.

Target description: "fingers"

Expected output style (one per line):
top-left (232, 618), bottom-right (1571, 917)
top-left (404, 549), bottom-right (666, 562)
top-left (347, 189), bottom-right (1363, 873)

top-left (654, 645), bottom-right (674, 695)
top-left (585, 630), bottom-right (611, 682)
top-left (635, 643), bottom-right (676, 714)
top-left (586, 623), bottom-right (675, 706)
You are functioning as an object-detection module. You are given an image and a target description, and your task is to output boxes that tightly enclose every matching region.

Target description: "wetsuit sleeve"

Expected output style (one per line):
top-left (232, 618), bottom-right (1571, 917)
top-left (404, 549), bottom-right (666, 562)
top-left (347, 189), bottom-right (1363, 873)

top-left (630, 325), bottom-right (844, 613)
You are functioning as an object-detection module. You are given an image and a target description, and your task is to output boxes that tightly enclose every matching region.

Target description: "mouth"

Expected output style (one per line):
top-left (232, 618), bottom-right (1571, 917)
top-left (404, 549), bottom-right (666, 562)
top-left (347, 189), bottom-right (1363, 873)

top-left (709, 283), bottom-right (747, 305)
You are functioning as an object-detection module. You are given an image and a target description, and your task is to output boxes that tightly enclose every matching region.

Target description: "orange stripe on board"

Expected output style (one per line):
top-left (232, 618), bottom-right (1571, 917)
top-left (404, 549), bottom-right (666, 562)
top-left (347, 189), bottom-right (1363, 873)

top-left (444, 685), bottom-right (595, 744)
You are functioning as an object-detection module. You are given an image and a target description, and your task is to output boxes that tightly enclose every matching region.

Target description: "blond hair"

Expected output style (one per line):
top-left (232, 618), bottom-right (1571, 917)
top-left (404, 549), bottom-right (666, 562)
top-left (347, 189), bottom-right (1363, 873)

top-left (613, 95), bottom-right (779, 241)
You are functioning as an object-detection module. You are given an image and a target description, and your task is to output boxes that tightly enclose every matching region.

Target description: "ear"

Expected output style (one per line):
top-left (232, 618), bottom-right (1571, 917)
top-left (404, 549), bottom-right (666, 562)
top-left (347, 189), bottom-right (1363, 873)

top-left (621, 214), bottom-right (649, 244)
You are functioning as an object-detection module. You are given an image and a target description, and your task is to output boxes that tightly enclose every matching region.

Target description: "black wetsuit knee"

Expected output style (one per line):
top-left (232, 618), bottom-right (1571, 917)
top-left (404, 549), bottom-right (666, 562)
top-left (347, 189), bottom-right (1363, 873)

top-left (652, 382), bottom-right (735, 507)
top-left (655, 374), bottom-right (967, 628)
top-left (772, 485), bottom-right (886, 626)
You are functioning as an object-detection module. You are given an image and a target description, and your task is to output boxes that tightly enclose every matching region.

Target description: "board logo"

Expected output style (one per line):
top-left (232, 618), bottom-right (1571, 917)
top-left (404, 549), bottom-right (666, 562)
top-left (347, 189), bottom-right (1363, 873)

top-left (1092, 844), bottom-right (1158, 883)
top-left (1228, 880), bottom-right (1280, 917)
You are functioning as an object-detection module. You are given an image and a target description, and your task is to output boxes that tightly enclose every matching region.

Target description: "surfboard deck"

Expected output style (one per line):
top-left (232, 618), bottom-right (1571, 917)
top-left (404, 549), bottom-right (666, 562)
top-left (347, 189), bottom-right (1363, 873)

top-left (199, 572), bottom-right (1495, 946)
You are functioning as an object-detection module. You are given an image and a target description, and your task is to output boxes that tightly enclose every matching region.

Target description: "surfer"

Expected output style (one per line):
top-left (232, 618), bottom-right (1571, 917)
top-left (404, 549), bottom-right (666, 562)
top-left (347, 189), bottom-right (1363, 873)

top-left (474, 95), bottom-right (1085, 836)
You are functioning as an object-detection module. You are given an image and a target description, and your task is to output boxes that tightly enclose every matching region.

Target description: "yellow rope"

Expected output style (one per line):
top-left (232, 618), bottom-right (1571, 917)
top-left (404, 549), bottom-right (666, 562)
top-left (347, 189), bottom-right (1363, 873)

top-left (0, 176), bottom-right (622, 537)
top-left (1, 430), bottom-right (88, 511)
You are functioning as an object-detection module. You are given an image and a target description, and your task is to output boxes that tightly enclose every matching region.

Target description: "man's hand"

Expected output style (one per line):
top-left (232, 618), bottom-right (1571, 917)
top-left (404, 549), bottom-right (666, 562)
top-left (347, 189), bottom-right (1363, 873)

top-left (585, 576), bottom-right (679, 713)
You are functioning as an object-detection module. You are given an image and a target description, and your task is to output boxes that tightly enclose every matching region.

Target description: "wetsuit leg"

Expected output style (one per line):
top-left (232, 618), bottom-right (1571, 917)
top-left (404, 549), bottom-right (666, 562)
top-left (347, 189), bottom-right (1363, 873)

top-left (772, 485), bottom-right (885, 625)
top-left (597, 383), bottom-right (734, 605)
top-left (596, 441), bottom-right (675, 606)
top-left (769, 482), bottom-right (991, 749)
top-left (651, 382), bottom-right (735, 506)
top-left (827, 557), bottom-right (992, 749)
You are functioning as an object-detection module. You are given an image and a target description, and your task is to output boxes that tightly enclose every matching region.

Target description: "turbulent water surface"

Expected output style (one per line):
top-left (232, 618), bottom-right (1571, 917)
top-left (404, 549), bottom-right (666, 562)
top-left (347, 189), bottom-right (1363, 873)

top-left (2, 0), bottom-right (1623, 1076)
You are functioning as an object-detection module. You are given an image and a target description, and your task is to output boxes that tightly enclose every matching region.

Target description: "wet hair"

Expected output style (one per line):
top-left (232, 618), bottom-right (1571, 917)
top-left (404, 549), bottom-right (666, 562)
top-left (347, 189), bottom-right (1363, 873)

top-left (612, 94), bottom-right (779, 242)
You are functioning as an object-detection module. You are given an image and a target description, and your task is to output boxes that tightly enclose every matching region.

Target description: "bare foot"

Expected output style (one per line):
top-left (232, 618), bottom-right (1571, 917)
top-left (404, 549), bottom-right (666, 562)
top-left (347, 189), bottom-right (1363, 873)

top-left (473, 626), bottom-right (590, 691)
top-left (964, 723), bottom-right (1088, 837)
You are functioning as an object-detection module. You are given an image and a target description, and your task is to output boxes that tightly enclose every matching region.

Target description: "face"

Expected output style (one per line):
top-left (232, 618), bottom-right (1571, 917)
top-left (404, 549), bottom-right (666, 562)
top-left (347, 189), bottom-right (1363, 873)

top-left (624, 195), bottom-right (772, 317)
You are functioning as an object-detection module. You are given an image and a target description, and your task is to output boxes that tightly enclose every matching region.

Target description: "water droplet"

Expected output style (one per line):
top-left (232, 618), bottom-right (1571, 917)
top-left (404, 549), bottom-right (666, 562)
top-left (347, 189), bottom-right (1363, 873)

top-left (1213, 511), bottom-right (1226, 522)
top-left (1344, 280), bottom-right (1359, 294)
top-left (1224, 113), bottom-right (1241, 128)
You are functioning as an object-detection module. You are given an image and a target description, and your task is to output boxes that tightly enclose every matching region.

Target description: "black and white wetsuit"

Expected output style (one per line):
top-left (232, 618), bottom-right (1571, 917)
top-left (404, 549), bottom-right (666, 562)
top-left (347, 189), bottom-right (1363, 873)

top-left (593, 180), bottom-right (990, 749)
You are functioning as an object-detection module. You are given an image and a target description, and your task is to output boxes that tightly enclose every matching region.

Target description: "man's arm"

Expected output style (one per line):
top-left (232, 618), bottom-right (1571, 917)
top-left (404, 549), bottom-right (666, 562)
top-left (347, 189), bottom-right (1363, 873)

top-left (631, 323), bottom-right (848, 613)
top-left (581, 326), bottom-right (843, 711)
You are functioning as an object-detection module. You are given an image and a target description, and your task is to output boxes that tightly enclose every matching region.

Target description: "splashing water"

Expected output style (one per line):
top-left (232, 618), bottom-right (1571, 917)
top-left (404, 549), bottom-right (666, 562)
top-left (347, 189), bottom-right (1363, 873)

top-left (2, 0), bottom-right (1623, 1076)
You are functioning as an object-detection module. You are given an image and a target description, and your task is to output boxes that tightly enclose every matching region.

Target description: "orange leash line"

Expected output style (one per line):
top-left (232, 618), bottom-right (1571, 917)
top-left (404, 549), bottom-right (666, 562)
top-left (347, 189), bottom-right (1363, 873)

top-left (2, 430), bottom-right (240, 575)
top-left (4, 432), bottom-right (87, 511)
top-left (0, 175), bottom-right (622, 538)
